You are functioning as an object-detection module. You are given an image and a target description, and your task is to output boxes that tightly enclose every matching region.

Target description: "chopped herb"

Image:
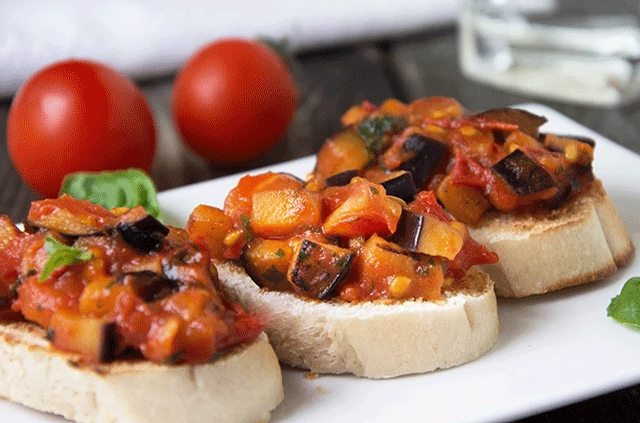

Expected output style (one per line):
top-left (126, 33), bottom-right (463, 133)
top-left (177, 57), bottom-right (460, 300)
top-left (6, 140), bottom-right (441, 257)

top-left (239, 215), bottom-right (254, 242)
top-left (44, 328), bottom-right (55, 342)
top-left (608, 277), bottom-right (640, 328)
top-left (357, 116), bottom-right (404, 155)
top-left (275, 248), bottom-right (286, 258)
top-left (39, 236), bottom-right (93, 282)
top-left (369, 186), bottom-right (379, 195)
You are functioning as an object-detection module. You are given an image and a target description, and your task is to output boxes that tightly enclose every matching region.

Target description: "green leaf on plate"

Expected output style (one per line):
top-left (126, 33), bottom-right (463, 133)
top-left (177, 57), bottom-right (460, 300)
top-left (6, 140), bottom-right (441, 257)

top-left (607, 277), bottom-right (640, 328)
top-left (59, 168), bottom-right (161, 220)
top-left (39, 236), bottom-right (93, 282)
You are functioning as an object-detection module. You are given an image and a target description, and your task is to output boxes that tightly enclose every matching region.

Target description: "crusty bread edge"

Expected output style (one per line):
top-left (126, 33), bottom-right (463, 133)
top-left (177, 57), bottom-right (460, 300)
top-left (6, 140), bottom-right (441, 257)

top-left (216, 262), bottom-right (499, 379)
top-left (470, 179), bottom-right (634, 297)
top-left (0, 322), bottom-right (284, 423)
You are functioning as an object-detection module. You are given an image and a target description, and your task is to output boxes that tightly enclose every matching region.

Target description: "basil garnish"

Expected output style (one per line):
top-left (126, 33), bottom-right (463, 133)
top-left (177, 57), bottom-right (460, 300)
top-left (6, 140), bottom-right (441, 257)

top-left (607, 277), bottom-right (640, 328)
top-left (39, 236), bottom-right (93, 281)
top-left (59, 168), bottom-right (161, 220)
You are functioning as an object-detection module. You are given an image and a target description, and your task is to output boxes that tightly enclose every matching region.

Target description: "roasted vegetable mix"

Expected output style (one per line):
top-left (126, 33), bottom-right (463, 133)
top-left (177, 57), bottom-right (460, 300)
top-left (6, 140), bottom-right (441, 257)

top-left (0, 195), bottom-right (262, 364)
top-left (186, 171), bottom-right (498, 303)
top-left (315, 97), bottom-right (595, 225)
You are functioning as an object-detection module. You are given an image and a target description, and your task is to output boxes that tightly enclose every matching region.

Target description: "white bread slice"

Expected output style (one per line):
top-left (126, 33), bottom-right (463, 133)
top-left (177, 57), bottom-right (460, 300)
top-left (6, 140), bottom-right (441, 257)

top-left (0, 321), bottom-right (283, 423)
top-left (470, 179), bottom-right (634, 297)
top-left (216, 262), bottom-right (499, 379)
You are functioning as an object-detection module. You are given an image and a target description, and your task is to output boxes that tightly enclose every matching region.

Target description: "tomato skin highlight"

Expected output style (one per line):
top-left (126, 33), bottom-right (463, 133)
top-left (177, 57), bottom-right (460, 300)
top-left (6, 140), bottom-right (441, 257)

top-left (7, 59), bottom-right (156, 199)
top-left (171, 38), bottom-right (298, 165)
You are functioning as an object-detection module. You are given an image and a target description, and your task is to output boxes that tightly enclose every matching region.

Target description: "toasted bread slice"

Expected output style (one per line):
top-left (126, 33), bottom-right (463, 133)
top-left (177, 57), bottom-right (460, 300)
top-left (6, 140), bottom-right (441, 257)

top-left (0, 321), bottom-right (283, 423)
top-left (470, 179), bottom-right (634, 297)
top-left (217, 263), bottom-right (499, 379)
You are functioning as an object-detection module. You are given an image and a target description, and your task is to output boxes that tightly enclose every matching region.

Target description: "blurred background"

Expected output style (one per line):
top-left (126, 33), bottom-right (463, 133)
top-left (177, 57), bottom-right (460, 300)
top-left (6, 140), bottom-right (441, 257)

top-left (1, 1), bottom-right (640, 419)
top-left (3, 0), bottom-right (640, 218)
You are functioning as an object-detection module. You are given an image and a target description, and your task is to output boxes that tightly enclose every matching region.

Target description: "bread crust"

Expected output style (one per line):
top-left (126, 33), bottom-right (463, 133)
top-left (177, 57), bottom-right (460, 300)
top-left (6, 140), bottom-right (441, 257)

top-left (0, 321), bottom-right (284, 423)
top-left (470, 179), bottom-right (634, 297)
top-left (216, 262), bottom-right (499, 379)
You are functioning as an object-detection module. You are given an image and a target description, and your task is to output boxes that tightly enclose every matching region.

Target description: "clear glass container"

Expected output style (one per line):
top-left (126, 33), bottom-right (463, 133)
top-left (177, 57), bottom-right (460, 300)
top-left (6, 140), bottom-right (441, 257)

top-left (458, 0), bottom-right (640, 107)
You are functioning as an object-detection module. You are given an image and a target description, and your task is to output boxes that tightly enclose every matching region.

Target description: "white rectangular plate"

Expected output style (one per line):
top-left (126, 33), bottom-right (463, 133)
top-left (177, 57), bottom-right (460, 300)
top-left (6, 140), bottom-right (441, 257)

top-left (2, 104), bottom-right (639, 423)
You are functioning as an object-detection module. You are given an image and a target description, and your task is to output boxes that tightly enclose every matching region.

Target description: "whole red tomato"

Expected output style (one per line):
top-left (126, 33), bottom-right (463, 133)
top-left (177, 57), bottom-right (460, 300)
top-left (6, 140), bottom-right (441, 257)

top-left (171, 38), bottom-right (298, 166)
top-left (7, 59), bottom-right (156, 198)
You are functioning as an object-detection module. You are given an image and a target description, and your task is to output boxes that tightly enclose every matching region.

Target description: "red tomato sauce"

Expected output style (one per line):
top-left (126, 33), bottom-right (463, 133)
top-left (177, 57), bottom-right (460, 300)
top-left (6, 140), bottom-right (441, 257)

top-left (0, 197), bottom-right (262, 364)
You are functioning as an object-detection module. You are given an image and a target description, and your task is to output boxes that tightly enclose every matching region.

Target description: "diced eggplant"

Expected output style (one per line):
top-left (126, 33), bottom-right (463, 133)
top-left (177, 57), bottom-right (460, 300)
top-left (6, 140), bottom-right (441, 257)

top-left (325, 169), bottom-right (359, 187)
top-left (314, 128), bottom-right (372, 179)
top-left (541, 133), bottom-right (596, 148)
top-left (25, 214), bottom-right (106, 237)
top-left (472, 108), bottom-right (547, 140)
top-left (389, 209), bottom-right (424, 252)
top-left (380, 171), bottom-right (418, 203)
top-left (98, 322), bottom-right (119, 363)
top-left (240, 238), bottom-right (294, 292)
top-left (116, 210), bottom-right (169, 253)
top-left (542, 181), bottom-right (572, 209)
top-left (288, 240), bottom-right (354, 299)
top-left (49, 312), bottom-right (119, 363)
top-left (357, 234), bottom-right (445, 301)
top-left (389, 209), bottom-right (464, 260)
top-left (399, 133), bottom-right (449, 189)
top-left (540, 133), bottom-right (595, 168)
top-left (491, 149), bottom-right (556, 195)
top-left (120, 271), bottom-right (181, 302)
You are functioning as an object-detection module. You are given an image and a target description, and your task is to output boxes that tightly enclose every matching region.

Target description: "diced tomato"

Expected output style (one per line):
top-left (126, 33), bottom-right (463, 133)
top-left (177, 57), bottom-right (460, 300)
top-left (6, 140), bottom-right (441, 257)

top-left (406, 190), bottom-right (450, 222)
top-left (322, 179), bottom-right (402, 238)
top-left (449, 148), bottom-right (494, 190)
top-left (446, 232), bottom-right (498, 279)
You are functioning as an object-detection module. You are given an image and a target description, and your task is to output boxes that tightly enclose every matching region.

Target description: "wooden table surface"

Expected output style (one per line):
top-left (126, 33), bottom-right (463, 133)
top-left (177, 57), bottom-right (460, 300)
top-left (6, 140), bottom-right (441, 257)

top-left (1, 27), bottom-right (640, 422)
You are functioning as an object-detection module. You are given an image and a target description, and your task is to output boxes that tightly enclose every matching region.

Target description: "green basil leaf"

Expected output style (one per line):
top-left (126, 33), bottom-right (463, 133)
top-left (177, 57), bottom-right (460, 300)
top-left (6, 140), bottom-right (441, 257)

top-left (39, 236), bottom-right (93, 282)
top-left (59, 168), bottom-right (161, 220)
top-left (607, 277), bottom-right (640, 328)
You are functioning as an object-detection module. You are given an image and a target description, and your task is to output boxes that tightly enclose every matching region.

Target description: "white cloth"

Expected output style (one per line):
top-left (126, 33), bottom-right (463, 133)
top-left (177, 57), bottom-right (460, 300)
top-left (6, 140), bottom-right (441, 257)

top-left (0, 0), bottom-right (464, 98)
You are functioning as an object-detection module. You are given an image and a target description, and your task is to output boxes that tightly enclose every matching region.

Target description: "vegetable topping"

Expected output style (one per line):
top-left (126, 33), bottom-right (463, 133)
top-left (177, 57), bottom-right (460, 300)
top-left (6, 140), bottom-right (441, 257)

top-left (187, 172), bottom-right (498, 303)
top-left (0, 196), bottom-right (263, 364)
top-left (314, 97), bottom-right (596, 225)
